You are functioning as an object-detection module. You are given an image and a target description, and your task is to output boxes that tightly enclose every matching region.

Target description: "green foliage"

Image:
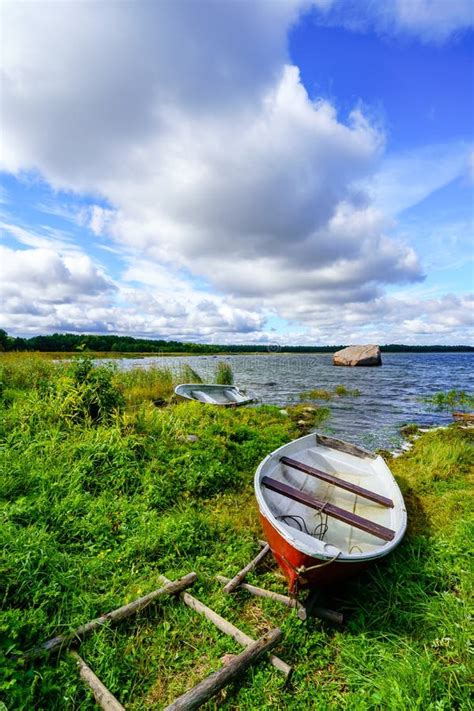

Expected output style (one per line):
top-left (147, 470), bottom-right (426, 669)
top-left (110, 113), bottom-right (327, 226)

top-left (422, 389), bottom-right (474, 412)
top-left (0, 352), bottom-right (59, 392)
top-left (214, 361), bottom-right (233, 385)
top-left (0, 364), bottom-right (472, 710)
top-left (115, 365), bottom-right (174, 406)
top-left (300, 385), bottom-right (361, 400)
top-left (334, 384), bottom-right (361, 397)
top-left (1, 328), bottom-right (473, 354)
top-left (58, 356), bottom-right (125, 424)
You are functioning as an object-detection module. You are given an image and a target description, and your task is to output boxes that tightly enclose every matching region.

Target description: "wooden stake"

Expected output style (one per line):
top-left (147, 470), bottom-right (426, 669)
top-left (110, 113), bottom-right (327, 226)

top-left (217, 575), bottom-right (343, 624)
top-left (158, 575), bottom-right (291, 679)
top-left (69, 651), bottom-right (125, 711)
top-left (26, 572), bottom-right (197, 659)
top-left (217, 575), bottom-right (307, 620)
top-left (222, 544), bottom-right (270, 594)
top-left (163, 628), bottom-right (282, 711)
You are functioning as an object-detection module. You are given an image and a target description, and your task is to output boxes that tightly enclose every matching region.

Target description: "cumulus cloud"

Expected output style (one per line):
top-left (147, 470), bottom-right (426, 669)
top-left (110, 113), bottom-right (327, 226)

top-left (0, 245), bottom-right (114, 304)
top-left (0, 1), bottom-right (470, 343)
top-left (1, 0), bottom-right (303, 184)
top-left (0, 243), bottom-right (266, 339)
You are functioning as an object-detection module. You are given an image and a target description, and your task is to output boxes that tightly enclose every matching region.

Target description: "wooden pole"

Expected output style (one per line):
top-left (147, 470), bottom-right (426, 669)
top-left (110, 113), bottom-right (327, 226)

top-left (222, 544), bottom-right (270, 594)
top-left (26, 572), bottom-right (197, 659)
top-left (163, 628), bottom-right (282, 711)
top-left (217, 575), bottom-right (307, 620)
top-left (217, 575), bottom-right (343, 624)
top-left (69, 651), bottom-right (125, 711)
top-left (158, 576), bottom-right (291, 679)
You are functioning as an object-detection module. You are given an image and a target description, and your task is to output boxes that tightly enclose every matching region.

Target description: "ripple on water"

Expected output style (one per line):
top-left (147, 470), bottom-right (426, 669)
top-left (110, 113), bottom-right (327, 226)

top-left (111, 352), bottom-right (473, 450)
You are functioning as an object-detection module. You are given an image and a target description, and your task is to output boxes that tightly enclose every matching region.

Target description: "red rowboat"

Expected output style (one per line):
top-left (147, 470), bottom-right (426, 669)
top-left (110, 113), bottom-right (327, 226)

top-left (254, 433), bottom-right (407, 594)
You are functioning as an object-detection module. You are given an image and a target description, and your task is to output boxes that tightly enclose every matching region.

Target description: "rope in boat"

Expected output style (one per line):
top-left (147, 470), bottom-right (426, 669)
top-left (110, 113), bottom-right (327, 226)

top-left (277, 507), bottom-right (329, 541)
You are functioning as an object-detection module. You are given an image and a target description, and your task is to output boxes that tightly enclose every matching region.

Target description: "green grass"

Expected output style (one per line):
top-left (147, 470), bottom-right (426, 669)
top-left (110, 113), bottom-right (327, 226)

top-left (214, 361), bottom-right (234, 385)
top-left (0, 354), bottom-right (472, 709)
top-left (421, 389), bottom-right (474, 412)
top-left (300, 385), bottom-right (361, 401)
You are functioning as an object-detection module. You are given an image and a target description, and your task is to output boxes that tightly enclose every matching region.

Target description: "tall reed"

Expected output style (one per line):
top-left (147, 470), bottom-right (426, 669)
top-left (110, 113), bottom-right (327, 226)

top-left (215, 361), bottom-right (233, 385)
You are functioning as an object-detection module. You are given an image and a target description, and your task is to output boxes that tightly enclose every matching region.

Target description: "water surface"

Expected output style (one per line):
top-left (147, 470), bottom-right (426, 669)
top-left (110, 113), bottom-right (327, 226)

top-left (115, 352), bottom-right (473, 450)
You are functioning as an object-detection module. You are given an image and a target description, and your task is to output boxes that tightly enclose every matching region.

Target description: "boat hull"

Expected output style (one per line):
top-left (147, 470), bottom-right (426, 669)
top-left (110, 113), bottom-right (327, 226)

top-left (174, 383), bottom-right (253, 406)
top-left (255, 432), bottom-right (407, 594)
top-left (260, 513), bottom-right (369, 593)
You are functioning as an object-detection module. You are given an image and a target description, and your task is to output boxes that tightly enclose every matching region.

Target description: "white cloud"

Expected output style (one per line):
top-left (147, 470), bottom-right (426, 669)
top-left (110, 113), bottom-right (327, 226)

top-left (392, 0), bottom-right (474, 43)
top-left (0, 1), bottom-right (470, 345)
top-left (365, 142), bottom-right (471, 216)
top-left (1, 222), bottom-right (74, 251)
top-left (314, 0), bottom-right (474, 43)
top-left (0, 245), bottom-right (114, 305)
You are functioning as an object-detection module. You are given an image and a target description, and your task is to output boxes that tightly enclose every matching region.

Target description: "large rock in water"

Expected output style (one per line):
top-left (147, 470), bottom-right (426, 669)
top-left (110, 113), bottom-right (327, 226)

top-left (333, 345), bottom-right (382, 367)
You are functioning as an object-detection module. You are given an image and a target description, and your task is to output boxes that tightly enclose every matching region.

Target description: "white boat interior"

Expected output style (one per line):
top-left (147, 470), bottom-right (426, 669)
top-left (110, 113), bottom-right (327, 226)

top-left (175, 383), bottom-right (252, 406)
top-left (255, 433), bottom-right (407, 562)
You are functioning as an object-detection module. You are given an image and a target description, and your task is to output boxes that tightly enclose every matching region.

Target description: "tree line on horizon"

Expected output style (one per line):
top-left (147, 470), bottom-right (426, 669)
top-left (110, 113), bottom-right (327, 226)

top-left (0, 329), bottom-right (472, 354)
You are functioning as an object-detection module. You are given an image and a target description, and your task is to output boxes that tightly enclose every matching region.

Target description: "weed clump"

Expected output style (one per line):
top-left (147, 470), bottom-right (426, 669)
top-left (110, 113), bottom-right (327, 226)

top-left (115, 365), bottom-right (174, 406)
top-left (334, 384), bottom-right (361, 397)
top-left (59, 356), bottom-right (124, 424)
top-left (300, 385), bottom-right (360, 400)
top-left (422, 389), bottom-right (474, 412)
top-left (215, 361), bottom-right (233, 385)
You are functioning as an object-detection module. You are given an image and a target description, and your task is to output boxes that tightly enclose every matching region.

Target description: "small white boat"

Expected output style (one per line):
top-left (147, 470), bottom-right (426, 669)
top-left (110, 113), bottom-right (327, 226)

top-left (255, 433), bottom-right (407, 592)
top-left (174, 383), bottom-right (254, 406)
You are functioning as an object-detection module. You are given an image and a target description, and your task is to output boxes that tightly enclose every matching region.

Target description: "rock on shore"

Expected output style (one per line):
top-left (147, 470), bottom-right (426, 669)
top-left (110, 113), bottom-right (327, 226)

top-left (333, 344), bottom-right (382, 367)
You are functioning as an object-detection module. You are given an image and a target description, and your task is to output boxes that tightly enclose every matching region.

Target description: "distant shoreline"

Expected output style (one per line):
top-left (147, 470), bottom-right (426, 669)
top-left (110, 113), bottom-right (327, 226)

top-left (1, 330), bottom-right (473, 355)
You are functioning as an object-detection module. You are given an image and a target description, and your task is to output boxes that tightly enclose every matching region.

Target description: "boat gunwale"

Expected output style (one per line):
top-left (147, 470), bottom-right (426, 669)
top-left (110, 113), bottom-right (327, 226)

top-left (255, 432), bottom-right (407, 563)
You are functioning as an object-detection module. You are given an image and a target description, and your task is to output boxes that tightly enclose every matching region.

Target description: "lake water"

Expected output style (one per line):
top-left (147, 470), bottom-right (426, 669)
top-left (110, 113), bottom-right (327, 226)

top-left (116, 352), bottom-right (473, 450)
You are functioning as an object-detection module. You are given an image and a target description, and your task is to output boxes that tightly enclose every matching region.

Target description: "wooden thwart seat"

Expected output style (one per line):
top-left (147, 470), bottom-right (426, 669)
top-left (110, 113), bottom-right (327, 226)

top-left (261, 476), bottom-right (395, 542)
top-left (280, 456), bottom-right (394, 508)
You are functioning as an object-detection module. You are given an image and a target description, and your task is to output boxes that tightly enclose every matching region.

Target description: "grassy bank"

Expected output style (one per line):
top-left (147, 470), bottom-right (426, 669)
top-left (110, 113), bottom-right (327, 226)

top-left (0, 355), bottom-right (472, 709)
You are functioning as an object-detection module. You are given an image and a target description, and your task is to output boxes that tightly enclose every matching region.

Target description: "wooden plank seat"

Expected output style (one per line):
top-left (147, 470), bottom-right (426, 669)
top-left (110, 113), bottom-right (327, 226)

top-left (261, 476), bottom-right (395, 542)
top-left (280, 456), bottom-right (394, 508)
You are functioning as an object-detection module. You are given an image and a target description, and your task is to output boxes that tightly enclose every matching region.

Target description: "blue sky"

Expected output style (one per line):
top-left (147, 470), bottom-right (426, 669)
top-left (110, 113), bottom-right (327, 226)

top-left (1, 0), bottom-right (473, 344)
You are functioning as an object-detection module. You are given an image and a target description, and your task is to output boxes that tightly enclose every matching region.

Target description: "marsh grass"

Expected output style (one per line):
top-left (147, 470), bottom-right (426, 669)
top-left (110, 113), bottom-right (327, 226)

top-left (215, 361), bottom-right (233, 385)
top-left (422, 389), bottom-right (474, 412)
top-left (334, 384), bottom-right (361, 397)
top-left (115, 365), bottom-right (175, 406)
top-left (300, 385), bottom-right (361, 401)
top-left (0, 354), bottom-right (472, 710)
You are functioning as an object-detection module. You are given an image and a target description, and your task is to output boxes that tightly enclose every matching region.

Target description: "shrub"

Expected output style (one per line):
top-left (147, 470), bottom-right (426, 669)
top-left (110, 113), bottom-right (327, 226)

top-left (57, 356), bottom-right (124, 424)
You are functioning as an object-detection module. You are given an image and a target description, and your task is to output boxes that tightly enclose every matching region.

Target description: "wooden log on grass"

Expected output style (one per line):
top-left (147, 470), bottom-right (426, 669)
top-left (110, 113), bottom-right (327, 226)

top-left (217, 575), bottom-right (343, 624)
top-left (158, 575), bottom-right (291, 679)
top-left (163, 628), bottom-right (281, 711)
top-left (25, 572), bottom-right (197, 659)
top-left (69, 651), bottom-right (125, 711)
top-left (217, 575), bottom-right (307, 620)
top-left (222, 544), bottom-right (270, 594)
